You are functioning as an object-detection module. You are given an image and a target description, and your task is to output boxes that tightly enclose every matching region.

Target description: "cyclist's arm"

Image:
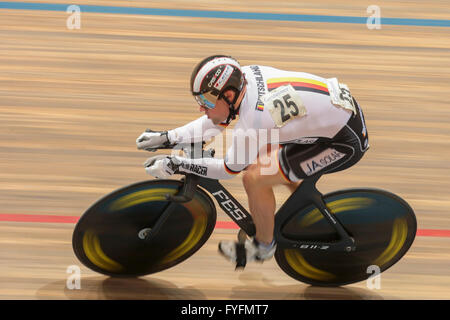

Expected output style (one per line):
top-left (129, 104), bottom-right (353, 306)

top-left (168, 115), bottom-right (228, 144)
top-left (175, 134), bottom-right (258, 180)
top-left (176, 157), bottom-right (239, 180)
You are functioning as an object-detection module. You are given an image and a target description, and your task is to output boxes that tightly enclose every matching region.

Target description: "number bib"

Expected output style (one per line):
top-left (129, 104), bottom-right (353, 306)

top-left (326, 78), bottom-right (356, 114)
top-left (263, 85), bottom-right (307, 128)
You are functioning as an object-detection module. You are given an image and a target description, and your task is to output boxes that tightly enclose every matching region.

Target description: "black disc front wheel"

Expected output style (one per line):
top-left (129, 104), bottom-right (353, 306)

top-left (72, 179), bottom-right (216, 277)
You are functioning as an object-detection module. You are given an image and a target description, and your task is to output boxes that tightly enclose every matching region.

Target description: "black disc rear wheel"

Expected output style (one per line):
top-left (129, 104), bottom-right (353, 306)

top-left (275, 189), bottom-right (417, 286)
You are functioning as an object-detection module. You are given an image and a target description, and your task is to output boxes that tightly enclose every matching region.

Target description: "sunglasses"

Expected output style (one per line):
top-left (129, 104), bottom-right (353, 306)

top-left (194, 91), bottom-right (219, 109)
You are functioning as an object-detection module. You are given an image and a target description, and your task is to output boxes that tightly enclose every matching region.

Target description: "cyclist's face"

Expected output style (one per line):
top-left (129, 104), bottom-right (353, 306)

top-left (199, 90), bottom-right (235, 125)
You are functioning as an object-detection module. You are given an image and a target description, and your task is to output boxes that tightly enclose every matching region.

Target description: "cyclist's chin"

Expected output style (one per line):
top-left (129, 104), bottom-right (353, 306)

top-left (208, 113), bottom-right (226, 125)
top-left (211, 118), bottom-right (222, 125)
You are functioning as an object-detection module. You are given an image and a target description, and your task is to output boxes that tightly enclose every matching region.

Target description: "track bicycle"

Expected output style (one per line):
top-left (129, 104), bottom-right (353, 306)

top-left (72, 141), bottom-right (416, 286)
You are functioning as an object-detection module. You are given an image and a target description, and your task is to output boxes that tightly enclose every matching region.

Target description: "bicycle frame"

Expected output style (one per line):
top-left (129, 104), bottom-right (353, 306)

top-left (198, 177), bottom-right (256, 237)
top-left (167, 173), bottom-right (355, 253)
top-left (273, 174), bottom-right (355, 252)
top-left (156, 142), bottom-right (355, 253)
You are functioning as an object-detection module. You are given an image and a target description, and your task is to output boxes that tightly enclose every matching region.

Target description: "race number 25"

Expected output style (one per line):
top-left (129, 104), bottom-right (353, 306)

top-left (265, 85), bottom-right (306, 127)
top-left (273, 94), bottom-right (299, 123)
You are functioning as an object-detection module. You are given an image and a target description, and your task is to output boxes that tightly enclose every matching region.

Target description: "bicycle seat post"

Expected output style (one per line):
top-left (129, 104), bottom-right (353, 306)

top-left (307, 178), bottom-right (356, 251)
top-left (275, 173), bottom-right (356, 252)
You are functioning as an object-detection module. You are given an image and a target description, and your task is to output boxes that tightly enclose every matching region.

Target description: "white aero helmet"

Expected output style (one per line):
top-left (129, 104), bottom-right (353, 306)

top-left (190, 55), bottom-right (245, 123)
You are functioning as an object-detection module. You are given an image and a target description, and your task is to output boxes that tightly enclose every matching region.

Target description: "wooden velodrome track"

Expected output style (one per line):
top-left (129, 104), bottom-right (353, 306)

top-left (1, 1), bottom-right (449, 300)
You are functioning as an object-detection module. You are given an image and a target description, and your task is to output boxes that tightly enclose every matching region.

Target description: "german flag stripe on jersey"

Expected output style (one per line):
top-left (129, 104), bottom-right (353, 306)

top-left (267, 77), bottom-right (329, 96)
top-left (277, 148), bottom-right (292, 183)
top-left (224, 162), bottom-right (241, 175)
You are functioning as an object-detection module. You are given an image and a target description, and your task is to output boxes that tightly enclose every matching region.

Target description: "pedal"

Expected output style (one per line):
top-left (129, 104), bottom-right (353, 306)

top-left (235, 243), bottom-right (247, 270)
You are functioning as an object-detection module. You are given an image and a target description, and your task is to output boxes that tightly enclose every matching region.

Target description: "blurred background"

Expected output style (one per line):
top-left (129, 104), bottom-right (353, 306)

top-left (0, 1), bottom-right (449, 299)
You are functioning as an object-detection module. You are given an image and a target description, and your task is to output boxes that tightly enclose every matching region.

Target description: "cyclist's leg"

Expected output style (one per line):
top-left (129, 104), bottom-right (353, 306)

top-left (242, 144), bottom-right (298, 245)
top-left (218, 144), bottom-right (296, 263)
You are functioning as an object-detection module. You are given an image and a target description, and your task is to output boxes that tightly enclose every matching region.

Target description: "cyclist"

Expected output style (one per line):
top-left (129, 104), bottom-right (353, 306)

top-left (136, 55), bottom-right (369, 266)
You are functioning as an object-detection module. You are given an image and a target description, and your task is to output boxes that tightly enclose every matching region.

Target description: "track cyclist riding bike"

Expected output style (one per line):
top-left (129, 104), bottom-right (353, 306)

top-left (136, 55), bottom-right (369, 267)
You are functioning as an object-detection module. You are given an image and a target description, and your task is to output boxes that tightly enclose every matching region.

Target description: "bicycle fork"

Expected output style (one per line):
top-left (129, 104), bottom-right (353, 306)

top-left (138, 175), bottom-right (201, 241)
